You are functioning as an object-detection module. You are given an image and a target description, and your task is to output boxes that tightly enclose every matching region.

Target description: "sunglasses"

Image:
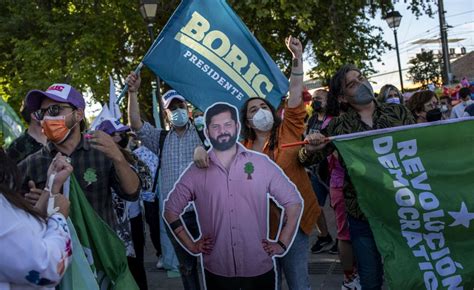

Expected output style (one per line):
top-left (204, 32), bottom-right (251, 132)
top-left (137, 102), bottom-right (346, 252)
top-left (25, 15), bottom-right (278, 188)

top-left (34, 104), bottom-right (75, 120)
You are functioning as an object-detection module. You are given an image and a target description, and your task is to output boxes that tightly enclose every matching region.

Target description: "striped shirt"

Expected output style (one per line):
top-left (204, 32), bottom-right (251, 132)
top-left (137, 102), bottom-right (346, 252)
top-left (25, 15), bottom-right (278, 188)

top-left (136, 122), bottom-right (203, 203)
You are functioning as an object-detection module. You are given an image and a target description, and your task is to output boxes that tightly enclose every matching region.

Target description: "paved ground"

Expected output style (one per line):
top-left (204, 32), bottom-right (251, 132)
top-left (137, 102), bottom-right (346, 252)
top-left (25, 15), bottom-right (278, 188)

top-left (143, 201), bottom-right (381, 289)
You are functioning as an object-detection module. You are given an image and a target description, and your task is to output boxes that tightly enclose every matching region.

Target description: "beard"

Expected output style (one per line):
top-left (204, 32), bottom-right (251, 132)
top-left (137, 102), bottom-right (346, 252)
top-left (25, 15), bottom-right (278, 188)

top-left (209, 132), bottom-right (238, 151)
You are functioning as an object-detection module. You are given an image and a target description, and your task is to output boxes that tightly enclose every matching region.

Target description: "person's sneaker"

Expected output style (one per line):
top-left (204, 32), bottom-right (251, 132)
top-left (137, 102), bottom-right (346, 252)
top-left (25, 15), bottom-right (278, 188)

top-left (341, 274), bottom-right (361, 290)
top-left (311, 234), bottom-right (333, 253)
top-left (329, 239), bottom-right (339, 254)
top-left (156, 256), bottom-right (164, 270)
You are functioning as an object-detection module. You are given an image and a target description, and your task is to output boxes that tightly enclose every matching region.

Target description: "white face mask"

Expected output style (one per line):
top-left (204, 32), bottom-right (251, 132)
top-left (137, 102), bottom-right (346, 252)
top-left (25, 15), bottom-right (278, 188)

top-left (194, 116), bottom-right (205, 130)
top-left (170, 108), bottom-right (189, 127)
top-left (250, 108), bottom-right (274, 132)
top-left (440, 105), bottom-right (448, 113)
top-left (386, 97), bottom-right (400, 104)
top-left (463, 100), bottom-right (473, 106)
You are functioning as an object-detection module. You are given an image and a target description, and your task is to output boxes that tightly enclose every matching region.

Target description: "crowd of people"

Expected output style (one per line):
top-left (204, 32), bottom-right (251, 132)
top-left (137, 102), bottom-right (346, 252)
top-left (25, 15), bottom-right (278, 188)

top-left (1, 34), bottom-right (473, 290)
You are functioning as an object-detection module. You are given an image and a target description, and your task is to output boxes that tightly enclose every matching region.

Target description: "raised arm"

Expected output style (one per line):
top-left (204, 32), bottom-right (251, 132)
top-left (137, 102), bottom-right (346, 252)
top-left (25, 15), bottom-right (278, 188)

top-left (127, 72), bottom-right (144, 131)
top-left (286, 36), bottom-right (304, 109)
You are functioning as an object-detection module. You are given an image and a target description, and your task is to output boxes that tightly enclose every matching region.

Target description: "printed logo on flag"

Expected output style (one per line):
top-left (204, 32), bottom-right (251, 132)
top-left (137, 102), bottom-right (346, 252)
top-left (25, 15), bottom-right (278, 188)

top-left (142, 0), bottom-right (288, 111)
top-left (175, 11), bottom-right (274, 101)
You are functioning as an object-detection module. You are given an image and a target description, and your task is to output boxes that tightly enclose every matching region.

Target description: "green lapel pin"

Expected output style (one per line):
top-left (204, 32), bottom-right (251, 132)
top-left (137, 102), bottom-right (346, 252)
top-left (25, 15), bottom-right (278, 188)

top-left (84, 168), bottom-right (97, 185)
top-left (244, 162), bottom-right (254, 180)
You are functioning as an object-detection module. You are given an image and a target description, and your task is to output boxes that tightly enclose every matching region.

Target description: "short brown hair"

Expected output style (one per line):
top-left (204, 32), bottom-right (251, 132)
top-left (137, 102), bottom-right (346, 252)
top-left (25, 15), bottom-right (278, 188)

top-left (406, 90), bottom-right (438, 114)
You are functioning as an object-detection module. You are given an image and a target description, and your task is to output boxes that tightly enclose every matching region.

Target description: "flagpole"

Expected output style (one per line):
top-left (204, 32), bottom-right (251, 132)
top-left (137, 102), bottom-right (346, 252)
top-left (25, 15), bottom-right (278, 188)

top-left (115, 62), bottom-right (144, 105)
top-left (145, 23), bottom-right (166, 129)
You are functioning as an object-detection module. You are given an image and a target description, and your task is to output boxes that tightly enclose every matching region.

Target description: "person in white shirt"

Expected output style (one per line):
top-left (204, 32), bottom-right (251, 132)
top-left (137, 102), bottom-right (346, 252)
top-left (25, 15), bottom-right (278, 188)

top-left (0, 149), bottom-right (72, 290)
top-left (450, 87), bottom-right (473, 118)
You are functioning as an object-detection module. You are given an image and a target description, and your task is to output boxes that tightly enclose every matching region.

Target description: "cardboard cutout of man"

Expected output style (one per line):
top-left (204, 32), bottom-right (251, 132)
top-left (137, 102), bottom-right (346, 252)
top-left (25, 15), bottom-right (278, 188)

top-left (163, 102), bottom-right (303, 290)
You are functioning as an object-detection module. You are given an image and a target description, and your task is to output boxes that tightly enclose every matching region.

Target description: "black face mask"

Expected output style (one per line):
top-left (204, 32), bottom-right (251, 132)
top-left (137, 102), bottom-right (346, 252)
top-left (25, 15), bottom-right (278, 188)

top-left (312, 101), bottom-right (323, 112)
top-left (118, 135), bottom-right (129, 148)
top-left (426, 108), bottom-right (442, 122)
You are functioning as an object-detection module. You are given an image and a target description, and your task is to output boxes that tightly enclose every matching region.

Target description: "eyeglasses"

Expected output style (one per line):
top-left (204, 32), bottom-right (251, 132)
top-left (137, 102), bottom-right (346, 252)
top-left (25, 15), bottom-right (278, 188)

top-left (34, 104), bottom-right (75, 120)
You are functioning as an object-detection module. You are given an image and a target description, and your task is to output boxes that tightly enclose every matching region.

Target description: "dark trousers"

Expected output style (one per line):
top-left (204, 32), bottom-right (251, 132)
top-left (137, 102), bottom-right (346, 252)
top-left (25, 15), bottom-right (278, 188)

top-left (144, 199), bottom-right (162, 257)
top-left (168, 211), bottom-right (201, 290)
top-left (204, 269), bottom-right (275, 290)
top-left (348, 215), bottom-right (383, 290)
top-left (128, 214), bottom-right (148, 290)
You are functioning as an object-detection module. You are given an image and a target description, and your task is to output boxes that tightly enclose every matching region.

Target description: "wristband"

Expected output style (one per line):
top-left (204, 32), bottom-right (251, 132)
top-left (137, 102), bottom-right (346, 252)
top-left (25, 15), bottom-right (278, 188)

top-left (170, 219), bottom-right (183, 231)
top-left (291, 72), bottom-right (304, 76)
top-left (277, 240), bottom-right (287, 251)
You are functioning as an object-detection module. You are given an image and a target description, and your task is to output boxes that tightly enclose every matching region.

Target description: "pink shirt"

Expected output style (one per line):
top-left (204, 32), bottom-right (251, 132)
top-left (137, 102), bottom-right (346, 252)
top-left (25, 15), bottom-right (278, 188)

top-left (164, 144), bottom-right (302, 277)
top-left (328, 154), bottom-right (345, 188)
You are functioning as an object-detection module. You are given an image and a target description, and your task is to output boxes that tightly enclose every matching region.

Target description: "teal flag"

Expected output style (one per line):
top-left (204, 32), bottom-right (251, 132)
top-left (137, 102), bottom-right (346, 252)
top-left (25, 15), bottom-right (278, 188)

top-left (0, 98), bottom-right (24, 146)
top-left (142, 0), bottom-right (288, 112)
top-left (68, 175), bottom-right (139, 290)
top-left (333, 118), bottom-right (474, 289)
top-left (59, 219), bottom-right (100, 290)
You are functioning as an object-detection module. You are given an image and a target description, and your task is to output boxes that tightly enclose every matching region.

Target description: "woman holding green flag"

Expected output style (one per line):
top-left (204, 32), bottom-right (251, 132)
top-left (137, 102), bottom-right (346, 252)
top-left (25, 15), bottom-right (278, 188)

top-left (0, 149), bottom-right (72, 289)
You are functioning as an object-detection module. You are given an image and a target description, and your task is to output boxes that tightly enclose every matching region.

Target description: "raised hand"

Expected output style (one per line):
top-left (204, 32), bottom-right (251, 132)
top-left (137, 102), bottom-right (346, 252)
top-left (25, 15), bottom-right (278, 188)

top-left (88, 130), bottom-right (123, 162)
top-left (127, 72), bottom-right (141, 93)
top-left (47, 152), bottom-right (74, 194)
top-left (285, 35), bottom-right (303, 58)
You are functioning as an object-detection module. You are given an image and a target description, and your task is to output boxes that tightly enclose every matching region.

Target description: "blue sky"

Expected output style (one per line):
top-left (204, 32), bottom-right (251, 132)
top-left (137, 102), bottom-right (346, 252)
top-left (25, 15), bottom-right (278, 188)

top-left (369, 0), bottom-right (473, 90)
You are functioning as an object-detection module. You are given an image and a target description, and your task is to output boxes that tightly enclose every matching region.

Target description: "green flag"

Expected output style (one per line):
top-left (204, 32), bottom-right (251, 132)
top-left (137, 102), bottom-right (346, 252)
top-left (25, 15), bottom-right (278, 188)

top-left (68, 174), bottom-right (139, 290)
top-left (0, 97), bottom-right (24, 146)
top-left (60, 219), bottom-right (100, 290)
top-left (333, 118), bottom-right (474, 289)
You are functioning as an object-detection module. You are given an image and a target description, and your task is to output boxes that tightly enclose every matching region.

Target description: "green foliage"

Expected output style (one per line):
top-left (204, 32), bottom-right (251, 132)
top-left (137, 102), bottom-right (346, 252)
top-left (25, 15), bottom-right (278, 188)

top-left (407, 50), bottom-right (442, 89)
top-left (229, 0), bottom-right (434, 84)
top-left (0, 0), bottom-right (434, 118)
top-left (0, 0), bottom-right (175, 122)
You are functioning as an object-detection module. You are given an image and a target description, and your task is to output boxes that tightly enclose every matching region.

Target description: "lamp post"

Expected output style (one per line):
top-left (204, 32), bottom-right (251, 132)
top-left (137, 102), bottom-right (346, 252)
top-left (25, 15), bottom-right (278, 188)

top-left (139, 0), bottom-right (165, 128)
top-left (384, 11), bottom-right (404, 93)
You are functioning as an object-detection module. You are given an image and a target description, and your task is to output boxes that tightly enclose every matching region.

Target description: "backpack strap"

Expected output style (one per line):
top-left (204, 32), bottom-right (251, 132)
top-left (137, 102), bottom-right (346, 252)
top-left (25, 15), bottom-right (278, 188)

top-left (321, 115), bottom-right (333, 130)
top-left (151, 130), bottom-right (168, 193)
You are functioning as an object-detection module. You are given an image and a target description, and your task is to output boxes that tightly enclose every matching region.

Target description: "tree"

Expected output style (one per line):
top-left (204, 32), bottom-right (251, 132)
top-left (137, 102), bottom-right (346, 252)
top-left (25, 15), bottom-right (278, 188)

top-left (0, 0), bottom-right (435, 123)
top-left (244, 162), bottom-right (254, 180)
top-left (407, 50), bottom-right (442, 88)
top-left (0, 0), bottom-right (174, 123)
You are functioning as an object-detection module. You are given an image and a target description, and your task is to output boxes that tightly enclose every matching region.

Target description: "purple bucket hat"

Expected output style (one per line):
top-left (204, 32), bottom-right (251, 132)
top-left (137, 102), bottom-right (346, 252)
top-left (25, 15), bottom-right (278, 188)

top-left (26, 83), bottom-right (86, 111)
top-left (96, 119), bottom-right (130, 135)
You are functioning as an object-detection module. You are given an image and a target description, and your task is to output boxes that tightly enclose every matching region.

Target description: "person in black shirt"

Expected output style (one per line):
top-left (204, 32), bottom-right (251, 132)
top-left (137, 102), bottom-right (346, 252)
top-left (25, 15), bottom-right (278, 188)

top-left (6, 100), bottom-right (46, 163)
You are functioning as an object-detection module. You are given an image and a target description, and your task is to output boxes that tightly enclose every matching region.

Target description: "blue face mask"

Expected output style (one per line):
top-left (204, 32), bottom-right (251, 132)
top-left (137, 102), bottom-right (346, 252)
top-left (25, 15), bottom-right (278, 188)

top-left (386, 97), bottom-right (401, 104)
top-left (170, 108), bottom-right (189, 127)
